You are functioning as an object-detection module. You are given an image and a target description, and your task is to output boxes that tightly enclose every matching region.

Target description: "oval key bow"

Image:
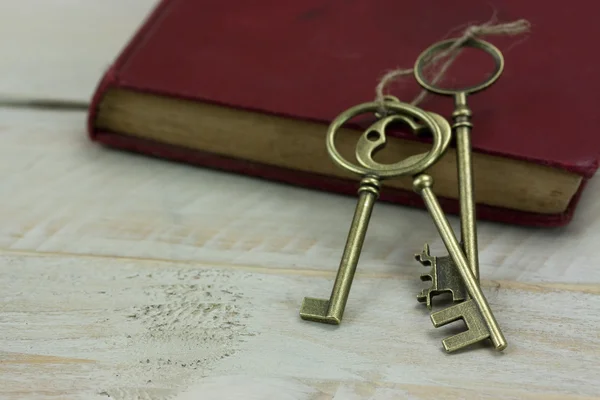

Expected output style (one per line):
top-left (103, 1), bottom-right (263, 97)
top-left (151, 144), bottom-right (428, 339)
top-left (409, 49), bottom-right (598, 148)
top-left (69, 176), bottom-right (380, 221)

top-left (325, 99), bottom-right (452, 179)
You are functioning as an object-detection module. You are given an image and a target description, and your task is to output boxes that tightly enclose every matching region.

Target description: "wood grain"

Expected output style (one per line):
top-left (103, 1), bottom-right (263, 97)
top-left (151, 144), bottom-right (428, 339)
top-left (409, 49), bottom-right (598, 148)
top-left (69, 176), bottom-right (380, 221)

top-left (1, 108), bottom-right (598, 398)
top-left (1, 251), bottom-right (598, 400)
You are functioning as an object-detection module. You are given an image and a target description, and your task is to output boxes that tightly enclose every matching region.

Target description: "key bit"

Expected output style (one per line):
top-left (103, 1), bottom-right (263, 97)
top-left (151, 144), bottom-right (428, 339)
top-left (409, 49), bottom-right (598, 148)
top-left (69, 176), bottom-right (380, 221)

top-left (430, 299), bottom-right (490, 352)
top-left (416, 243), bottom-right (467, 309)
top-left (413, 174), bottom-right (507, 352)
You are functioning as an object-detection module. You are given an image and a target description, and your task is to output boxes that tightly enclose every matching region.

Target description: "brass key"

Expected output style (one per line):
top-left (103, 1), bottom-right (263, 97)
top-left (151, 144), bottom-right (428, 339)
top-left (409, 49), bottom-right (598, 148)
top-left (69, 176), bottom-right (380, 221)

top-left (300, 99), bottom-right (452, 325)
top-left (413, 37), bottom-right (505, 306)
top-left (299, 174), bottom-right (380, 325)
top-left (413, 174), bottom-right (507, 352)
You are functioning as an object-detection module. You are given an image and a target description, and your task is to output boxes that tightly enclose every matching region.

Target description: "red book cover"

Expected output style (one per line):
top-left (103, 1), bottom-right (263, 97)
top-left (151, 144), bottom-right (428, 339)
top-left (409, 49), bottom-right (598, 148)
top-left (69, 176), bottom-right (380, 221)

top-left (87, 0), bottom-right (600, 227)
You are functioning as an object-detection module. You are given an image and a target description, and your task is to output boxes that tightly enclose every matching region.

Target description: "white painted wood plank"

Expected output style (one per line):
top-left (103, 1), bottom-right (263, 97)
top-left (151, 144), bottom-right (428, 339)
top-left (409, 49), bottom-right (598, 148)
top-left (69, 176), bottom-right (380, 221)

top-left (1, 252), bottom-right (598, 399)
top-left (0, 108), bottom-right (599, 285)
top-left (0, 0), bottom-right (159, 102)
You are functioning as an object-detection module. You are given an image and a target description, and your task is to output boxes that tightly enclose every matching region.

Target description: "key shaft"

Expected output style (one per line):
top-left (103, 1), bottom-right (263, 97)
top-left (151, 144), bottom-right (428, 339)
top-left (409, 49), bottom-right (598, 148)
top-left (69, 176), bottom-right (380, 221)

top-left (413, 174), bottom-right (507, 351)
top-left (300, 176), bottom-right (380, 324)
top-left (414, 93), bottom-right (477, 307)
top-left (453, 92), bottom-right (479, 281)
top-left (414, 37), bottom-right (506, 286)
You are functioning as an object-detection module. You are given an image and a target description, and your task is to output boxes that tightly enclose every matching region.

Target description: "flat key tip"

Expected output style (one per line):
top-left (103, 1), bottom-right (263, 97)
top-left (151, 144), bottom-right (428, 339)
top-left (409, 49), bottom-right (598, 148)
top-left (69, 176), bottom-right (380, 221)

top-left (494, 341), bottom-right (508, 351)
top-left (299, 297), bottom-right (340, 325)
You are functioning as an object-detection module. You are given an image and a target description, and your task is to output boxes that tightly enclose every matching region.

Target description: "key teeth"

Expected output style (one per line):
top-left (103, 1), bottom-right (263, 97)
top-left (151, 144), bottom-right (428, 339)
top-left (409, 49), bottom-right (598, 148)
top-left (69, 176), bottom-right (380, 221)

top-left (415, 243), bottom-right (437, 309)
top-left (415, 243), bottom-right (435, 286)
top-left (415, 243), bottom-right (435, 266)
top-left (431, 300), bottom-right (492, 353)
top-left (415, 243), bottom-right (467, 308)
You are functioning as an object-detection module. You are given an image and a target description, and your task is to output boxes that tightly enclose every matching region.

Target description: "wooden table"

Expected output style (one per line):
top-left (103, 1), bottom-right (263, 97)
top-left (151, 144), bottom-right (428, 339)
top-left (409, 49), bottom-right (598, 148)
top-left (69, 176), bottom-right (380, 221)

top-left (1, 2), bottom-right (599, 399)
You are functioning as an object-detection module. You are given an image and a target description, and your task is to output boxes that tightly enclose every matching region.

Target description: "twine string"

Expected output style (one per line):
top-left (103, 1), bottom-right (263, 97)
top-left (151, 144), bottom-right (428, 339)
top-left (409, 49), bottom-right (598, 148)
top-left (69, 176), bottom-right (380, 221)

top-left (375, 18), bottom-right (531, 111)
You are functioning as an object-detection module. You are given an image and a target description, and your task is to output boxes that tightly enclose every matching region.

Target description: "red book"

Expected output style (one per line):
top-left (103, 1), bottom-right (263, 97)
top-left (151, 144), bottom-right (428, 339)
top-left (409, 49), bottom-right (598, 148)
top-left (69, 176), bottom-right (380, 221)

top-left (87, 0), bottom-right (600, 227)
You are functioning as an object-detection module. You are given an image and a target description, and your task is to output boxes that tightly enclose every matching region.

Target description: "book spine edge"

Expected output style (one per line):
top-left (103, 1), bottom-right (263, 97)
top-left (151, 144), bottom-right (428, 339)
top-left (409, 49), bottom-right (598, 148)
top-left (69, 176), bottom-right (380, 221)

top-left (91, 130), bottom-right (584, 228)
top-left (87, 0), bottom-right (175, 140)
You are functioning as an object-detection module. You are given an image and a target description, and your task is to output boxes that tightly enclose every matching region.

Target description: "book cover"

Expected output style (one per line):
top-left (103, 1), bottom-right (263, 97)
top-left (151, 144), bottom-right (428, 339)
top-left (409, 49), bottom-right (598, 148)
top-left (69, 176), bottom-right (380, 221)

top-left (87, 0), bottom-right (600, 227)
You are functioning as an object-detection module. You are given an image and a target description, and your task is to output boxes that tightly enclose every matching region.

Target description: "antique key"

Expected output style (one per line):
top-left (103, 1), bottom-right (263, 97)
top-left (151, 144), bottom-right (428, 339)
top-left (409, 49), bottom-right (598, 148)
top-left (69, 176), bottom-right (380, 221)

top-left (413, 174), bottom-right (507, 352)
top-left (300, 99), bottom-right (452, 325)
top-left (413, 37), bottom-right (505, 306)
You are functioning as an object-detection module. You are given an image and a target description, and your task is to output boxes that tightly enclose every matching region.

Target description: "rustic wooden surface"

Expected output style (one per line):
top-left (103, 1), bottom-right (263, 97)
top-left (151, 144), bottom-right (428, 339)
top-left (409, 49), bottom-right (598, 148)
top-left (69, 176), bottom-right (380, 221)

top-left (1, 1), bottom-right (599, 399)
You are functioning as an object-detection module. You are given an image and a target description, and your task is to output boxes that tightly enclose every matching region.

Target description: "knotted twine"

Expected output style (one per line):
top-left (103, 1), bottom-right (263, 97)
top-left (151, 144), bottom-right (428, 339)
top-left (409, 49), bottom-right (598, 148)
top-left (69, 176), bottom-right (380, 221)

top-left (375, 18), bottom-right (531, 112)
